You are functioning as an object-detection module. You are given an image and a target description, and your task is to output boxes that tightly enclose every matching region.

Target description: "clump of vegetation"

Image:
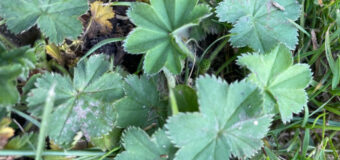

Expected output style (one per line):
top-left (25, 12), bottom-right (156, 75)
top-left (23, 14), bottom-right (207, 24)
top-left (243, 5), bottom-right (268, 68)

top-left (0, 0), bottom-right (339, 160)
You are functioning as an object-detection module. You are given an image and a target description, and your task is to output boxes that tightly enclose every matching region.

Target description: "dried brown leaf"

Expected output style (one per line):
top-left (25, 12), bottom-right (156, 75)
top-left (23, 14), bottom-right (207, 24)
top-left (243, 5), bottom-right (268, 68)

top-left (46, 44), bottom-right (64, 64)
top-left (90, 1), bottom-right (115, 34)
top-left (0, 118), bottom-right (14, 149)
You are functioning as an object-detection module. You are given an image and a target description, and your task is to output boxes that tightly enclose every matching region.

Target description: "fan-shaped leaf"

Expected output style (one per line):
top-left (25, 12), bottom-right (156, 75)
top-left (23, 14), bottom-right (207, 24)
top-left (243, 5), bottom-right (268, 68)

top-left (166, 75), bottom-right (272, 159)
top-left (237, 44), bottom-right (312, 123)
top-left (124, 0), bottom-right (211, 74)
top-left (115, 127), bottom-right (176, 160)
top-left (27, 55), bottom-right (124, 147)
top-left (0, 0), bottom-right (88, 44)
top-left (216, 0), bottom-right (300, 53)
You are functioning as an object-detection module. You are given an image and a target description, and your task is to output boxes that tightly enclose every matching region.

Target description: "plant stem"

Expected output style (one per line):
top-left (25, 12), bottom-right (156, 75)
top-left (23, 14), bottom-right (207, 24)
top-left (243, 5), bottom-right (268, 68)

top-left (215, 53), bottom-right (238, 75)
top-left (208, 38), bottom-right (228, 62)
top-left (164, 70), bottom-right (179, 115)
top-left (199, 34), bottom-right (231, 62)
top-left (169, 89), bottom-right (179, 115)
top-left (196, 34), bottom-right (231, 75)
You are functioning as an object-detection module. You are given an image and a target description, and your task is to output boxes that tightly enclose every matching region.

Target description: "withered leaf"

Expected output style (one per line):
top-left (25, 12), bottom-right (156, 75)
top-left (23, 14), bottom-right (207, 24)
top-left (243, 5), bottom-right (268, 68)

top-left (90, 1), bottom-right (115, 34)
top-left (0, 118), bottom-right (14, 149)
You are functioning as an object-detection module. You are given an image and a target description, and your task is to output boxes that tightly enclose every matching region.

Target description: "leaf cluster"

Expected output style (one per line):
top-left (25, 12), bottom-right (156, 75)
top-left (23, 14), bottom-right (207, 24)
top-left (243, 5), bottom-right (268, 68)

top-left (0, 0), bottom-right (336, 159)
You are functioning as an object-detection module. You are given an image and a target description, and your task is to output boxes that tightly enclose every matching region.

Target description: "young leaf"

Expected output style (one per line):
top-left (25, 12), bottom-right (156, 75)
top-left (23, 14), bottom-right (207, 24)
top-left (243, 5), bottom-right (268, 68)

top-left (116, 75), bottom-right (160, 128)
top-left (166, 75), bottom-right (272, 159)
top-left (124, 0), bottom-right (211, 74)
top-left (89, 1), bottom-right (115, 34)
top-left (115, 127), bottom-right (176, 160)
top-left (237, 44), bottom-right (312, 123)
top-left (27, 55), bottom-right (125, 147)
top-left (0, 0), bottom-right (88, 44)
top-left (216, 0), bottom-right (300, 53)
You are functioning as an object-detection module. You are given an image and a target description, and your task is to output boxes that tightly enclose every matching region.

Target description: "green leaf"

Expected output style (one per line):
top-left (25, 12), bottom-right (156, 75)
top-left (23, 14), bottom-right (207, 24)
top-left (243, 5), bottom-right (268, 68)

top-left (237, 44), bottom-right (312, 123)
top-left (166, 75), bottom-right (272, 159)
top-left (216, 0), bottom-right (300, 53)
top-left (116, 75), bottom-right (160, 128)
top-left (124, 0), bottom-right (211, 74)
top-left (0, 0), bottom-right (88, 44)
top-left (0, 46), bottom-right (34, 106)
top-left (173, 85), bottom-right (198, 112)
top-left (115, 127), bottom-right (176, 160)
top-left (27, 55), bottom-right (125, 147)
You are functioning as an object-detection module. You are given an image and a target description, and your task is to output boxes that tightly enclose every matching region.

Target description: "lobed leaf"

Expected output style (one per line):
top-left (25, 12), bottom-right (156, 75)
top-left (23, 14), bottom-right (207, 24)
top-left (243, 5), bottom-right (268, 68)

top-left (27, 55), bottom-right (124, 147)
top-left (237, 44), bottom-right (313, 123)
top-left (124, 0), bottom-right (211, 74)
top-left (216, 0), bottom-right (301, 53)
top-left (166, 75), bottom-right (273, 159)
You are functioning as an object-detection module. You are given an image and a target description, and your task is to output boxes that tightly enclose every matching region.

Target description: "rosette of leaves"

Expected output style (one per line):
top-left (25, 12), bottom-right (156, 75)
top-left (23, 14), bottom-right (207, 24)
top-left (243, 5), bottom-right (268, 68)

top-left (0, 0), bottom-right (88, 44)
top-left (0, 44), bottom-right (35, 106)
top-left (237, 45), bottom-right (312, 123)
top-left (116, 75), bottom-right (161, 128)
top-left (166, 75), bottom-right (272, 159)
top-left (216, 0), bottom-right (300, 53)
top-left (124, 0), bottom-right (211, 74)
top-left (27, 55), bottom-right (125, 147)
top-left (115, 127), bottom-right (176, 160)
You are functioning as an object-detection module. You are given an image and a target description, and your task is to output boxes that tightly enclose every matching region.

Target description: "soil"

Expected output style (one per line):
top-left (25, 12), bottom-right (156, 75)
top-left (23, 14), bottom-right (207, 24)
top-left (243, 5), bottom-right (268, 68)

top-left (82, 0), bottom-right (141, 73)
top-left (0, 25), bottom-right (40, 47)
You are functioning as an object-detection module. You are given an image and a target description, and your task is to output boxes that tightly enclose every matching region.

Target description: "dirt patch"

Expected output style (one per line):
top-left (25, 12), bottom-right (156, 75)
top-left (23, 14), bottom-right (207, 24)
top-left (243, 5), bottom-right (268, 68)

top-left (82, 0), bottom-right (140, 73)
top-left (0, 24), bottom-right (40, 47)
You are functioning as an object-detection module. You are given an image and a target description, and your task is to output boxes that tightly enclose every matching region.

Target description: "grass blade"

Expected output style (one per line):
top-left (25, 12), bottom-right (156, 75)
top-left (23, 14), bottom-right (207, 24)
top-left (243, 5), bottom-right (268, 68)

top-left (35, 84), bottom-right (56, 160)
top-left (302, 129), bottom-right (310, 158)
top-left (79, 37), bottom-right (125, 62)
